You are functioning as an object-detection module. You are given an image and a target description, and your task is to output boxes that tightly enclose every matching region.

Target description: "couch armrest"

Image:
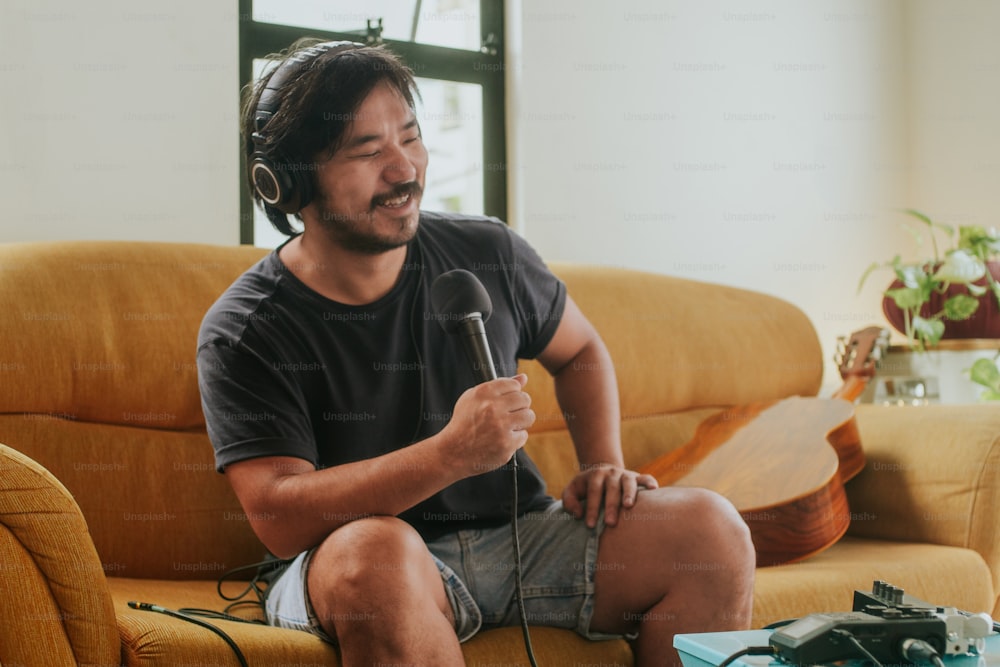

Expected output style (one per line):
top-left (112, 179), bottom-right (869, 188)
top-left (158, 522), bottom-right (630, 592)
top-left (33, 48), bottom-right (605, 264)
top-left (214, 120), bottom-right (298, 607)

top-left (0, 443), bottom-right (119, 667)
top-left (847, 405), bottom-right (1000, 582)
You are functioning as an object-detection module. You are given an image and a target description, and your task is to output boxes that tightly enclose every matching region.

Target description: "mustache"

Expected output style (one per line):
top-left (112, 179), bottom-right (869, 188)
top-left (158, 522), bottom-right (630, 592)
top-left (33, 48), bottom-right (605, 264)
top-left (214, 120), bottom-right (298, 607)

top-left (370, 181), bottom-right (423, 209)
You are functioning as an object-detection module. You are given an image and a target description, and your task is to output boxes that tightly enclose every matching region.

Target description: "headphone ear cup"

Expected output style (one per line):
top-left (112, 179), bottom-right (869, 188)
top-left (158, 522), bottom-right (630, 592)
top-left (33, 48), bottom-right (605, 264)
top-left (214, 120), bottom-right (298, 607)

top-left (250, 150), bottom-right (313, 214)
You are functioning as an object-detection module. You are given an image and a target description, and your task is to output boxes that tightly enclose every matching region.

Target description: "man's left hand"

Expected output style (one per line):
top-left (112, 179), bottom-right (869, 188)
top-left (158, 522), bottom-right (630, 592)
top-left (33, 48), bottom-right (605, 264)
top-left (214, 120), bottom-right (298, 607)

top-left (561, 463), bottom-right (659, 528)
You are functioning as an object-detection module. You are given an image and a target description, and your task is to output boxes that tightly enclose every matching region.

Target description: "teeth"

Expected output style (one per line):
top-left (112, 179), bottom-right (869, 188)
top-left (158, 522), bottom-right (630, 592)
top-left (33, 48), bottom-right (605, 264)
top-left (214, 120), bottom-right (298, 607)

top-left (379, 194), bottom-right (409, 208)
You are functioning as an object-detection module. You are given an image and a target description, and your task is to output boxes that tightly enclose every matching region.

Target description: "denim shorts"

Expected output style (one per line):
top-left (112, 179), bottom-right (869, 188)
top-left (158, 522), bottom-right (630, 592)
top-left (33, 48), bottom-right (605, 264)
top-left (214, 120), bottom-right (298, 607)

top-left (263, 500), bottom-right (621, 643)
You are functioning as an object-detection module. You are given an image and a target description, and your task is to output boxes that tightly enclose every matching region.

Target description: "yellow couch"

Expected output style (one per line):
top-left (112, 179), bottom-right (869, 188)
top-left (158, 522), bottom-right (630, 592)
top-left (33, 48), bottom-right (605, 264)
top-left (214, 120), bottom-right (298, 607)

top-left (1, 240), bottom-right (997, 667)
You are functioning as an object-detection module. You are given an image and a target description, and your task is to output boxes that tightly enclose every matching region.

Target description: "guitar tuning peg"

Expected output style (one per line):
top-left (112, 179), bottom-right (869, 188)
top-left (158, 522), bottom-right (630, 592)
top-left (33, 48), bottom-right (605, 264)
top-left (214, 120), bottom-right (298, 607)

top-left (834, 337), bottom-right (846, 364)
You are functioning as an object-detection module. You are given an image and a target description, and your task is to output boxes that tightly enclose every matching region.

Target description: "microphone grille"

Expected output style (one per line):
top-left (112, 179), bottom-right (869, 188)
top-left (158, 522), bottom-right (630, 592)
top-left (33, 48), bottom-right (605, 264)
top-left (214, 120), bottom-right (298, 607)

top-left (429, 269), bottom-right (493, 333)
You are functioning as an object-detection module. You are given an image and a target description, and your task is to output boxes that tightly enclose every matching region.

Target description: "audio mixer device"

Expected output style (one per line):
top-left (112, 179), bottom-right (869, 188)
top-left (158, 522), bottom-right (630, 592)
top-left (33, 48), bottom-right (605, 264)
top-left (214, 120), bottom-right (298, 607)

top-left (767, 581), bottom-right (995, 665)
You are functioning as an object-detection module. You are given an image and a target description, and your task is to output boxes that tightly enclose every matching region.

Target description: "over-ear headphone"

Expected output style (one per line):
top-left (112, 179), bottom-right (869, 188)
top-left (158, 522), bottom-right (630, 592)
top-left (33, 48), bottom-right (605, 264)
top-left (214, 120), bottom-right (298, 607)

top-left (249, 41), bottom-right (364, 214)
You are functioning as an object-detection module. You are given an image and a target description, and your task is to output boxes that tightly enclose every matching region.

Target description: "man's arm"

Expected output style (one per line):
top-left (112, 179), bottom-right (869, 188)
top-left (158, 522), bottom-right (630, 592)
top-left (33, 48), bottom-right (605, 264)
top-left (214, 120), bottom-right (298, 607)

top-left (224, 374), bottom-right (535, 559)
top-left (536, 295), bottom-right (657, 528)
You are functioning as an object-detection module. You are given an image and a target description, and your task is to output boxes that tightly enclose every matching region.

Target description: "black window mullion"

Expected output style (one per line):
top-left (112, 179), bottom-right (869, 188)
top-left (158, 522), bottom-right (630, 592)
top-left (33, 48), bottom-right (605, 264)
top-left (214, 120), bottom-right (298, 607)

top-left (482, 70), bottom-right (506, 223)
top-left (238, 0), bottom-right (254, 243)
top-left (479, 0), bottom-right (507, 223)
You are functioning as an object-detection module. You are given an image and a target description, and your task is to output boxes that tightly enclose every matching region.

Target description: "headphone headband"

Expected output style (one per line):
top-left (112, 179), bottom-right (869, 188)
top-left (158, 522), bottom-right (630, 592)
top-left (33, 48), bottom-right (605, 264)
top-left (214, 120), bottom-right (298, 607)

top-left (254, 40), bottom-right (364, 129)
top-left (250, 40), bottom-right (365, 215)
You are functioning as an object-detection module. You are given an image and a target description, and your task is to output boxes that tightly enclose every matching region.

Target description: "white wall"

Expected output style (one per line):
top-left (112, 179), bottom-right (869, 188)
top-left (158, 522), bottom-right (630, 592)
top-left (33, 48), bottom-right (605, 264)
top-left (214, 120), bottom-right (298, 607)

top-left (0, 0), bottom-right (239, 245)
top-left (903, 0), bottom-right (1000, 229)
top-left (507, 0), bottom-right (998, 390)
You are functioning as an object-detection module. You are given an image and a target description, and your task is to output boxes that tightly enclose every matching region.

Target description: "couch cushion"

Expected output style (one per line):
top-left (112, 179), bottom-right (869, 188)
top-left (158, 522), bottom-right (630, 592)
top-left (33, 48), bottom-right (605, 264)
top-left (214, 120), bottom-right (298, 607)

top-left (753, 536), bottom-right (994, 628)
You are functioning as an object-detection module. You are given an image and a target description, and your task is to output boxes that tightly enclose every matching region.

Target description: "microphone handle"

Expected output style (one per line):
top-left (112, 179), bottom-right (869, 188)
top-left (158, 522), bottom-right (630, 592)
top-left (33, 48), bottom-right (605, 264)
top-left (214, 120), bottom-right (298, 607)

top-left (457, 314), bottom-right (497, 384)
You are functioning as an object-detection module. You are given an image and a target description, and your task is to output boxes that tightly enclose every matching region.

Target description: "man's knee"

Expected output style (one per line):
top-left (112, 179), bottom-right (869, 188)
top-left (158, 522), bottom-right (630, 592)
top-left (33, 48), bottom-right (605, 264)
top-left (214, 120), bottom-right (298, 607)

top-left (312, 516), bottom-right (431, 589)
top-left (680, 488), bottom-right (753, 559)
top-left (636, 487), bottom-right (755, 575)
top-left (688, 488), bottom-right (752, 543)
top-left (306, 516), bottom-right (452, 629)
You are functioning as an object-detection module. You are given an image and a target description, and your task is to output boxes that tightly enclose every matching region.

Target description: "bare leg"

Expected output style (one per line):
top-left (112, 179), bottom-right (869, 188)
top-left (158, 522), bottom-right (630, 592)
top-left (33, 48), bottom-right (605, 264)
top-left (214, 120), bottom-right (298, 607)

top-left (589, 487), bottom-right (756, 667)
top-left (306, 516), bottom-right (465, 667)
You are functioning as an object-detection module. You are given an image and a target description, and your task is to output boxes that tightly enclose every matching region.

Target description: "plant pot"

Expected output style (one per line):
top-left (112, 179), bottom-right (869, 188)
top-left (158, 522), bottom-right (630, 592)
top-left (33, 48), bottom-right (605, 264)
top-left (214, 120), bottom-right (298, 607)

top-left (881, 260), bottom-right (1000, 340)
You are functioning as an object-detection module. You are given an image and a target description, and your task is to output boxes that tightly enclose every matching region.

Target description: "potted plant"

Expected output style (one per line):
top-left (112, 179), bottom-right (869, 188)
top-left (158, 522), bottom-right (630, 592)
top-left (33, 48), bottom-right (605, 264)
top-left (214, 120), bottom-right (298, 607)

top-left (859, 209), bottom-right (1000, 350)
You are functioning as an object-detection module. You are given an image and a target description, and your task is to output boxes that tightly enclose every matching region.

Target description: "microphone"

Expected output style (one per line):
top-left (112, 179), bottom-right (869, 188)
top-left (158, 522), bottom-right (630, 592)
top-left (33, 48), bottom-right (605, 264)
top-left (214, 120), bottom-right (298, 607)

top-left (430, 269), bottom-right (497, 384)
top-left (431, 269), bottom-right (537, 665)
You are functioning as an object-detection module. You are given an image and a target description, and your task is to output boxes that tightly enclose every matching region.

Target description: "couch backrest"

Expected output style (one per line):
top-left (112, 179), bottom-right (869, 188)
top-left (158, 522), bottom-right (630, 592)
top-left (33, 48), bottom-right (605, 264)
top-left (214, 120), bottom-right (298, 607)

top-left (0, 241), bottom-right (823, 578)
top-left (0, 241), bottom-right (269, 579)
top-left (527, 262), bottom-right (823, 423)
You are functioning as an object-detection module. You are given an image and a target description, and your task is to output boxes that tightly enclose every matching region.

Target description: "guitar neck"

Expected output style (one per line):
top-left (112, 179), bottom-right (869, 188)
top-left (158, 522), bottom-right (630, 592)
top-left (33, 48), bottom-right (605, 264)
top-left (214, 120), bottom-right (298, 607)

top-left (831, 375), bottom-right (870, 403)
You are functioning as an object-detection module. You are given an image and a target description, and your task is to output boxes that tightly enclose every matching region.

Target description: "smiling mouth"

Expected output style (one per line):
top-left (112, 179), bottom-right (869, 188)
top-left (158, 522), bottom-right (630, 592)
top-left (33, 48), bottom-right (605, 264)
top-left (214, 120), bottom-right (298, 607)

top-left (375, 193), bottom-right (411, 209)
top-left (371, 182), bottom-right (422, 211)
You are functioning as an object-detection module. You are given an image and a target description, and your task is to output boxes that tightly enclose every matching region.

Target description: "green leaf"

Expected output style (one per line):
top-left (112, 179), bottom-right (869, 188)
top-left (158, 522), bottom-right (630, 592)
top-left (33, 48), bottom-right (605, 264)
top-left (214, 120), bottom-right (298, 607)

top-left (958, 225), bottom-right (1000, 258)
top-left (969, 358), bottom-right (1000, 391)
top-left (942, 294), bottom-right (981, 321)
top-left (885, 286), bottom-right (926, 310)
top-left (903, 208), bottom-right (955, 238)
top-left (900, 209), bottom-right (955, 262)
top-left (959, 225), bottom-right (986, 250)
top-left (892, 261), bottom-right (929, 289)
top-left (934, 249), bottom-right (986, 283)
top-left (857, 261), bottom-right (882, 293)
top-left (912, 316), bottom-right (945, 346)
top-left (902, 208), bottom-right (936, 228)
top-left (980, 389), bottom-right (1000, 401)
top-left (967, 282), bottom-right (988, 297)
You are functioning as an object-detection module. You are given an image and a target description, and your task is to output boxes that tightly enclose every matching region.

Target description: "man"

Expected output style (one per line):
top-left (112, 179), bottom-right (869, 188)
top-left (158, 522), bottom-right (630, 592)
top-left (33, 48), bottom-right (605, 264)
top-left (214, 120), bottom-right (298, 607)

top-left (198, 40), bottom-right (754, 666)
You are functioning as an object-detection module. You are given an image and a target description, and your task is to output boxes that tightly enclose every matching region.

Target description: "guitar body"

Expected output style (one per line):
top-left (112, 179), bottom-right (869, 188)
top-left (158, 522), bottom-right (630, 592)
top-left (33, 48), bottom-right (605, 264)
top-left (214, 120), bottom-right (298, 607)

top-left (638, 327), bottom-right (887, 567)
top-left (639, 397), bottom-right (862, 566)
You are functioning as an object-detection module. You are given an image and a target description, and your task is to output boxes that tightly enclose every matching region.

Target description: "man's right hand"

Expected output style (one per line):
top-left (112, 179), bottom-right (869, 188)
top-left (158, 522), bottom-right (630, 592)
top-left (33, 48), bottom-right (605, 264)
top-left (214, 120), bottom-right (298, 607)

top-left (441, 373), bottom-right (535, 478)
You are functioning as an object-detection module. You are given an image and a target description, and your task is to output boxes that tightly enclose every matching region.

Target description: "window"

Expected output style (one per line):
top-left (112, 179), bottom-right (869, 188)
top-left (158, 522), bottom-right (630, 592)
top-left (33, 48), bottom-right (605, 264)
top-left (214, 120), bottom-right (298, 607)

top-left (238, 0), bottom-right (505, 247)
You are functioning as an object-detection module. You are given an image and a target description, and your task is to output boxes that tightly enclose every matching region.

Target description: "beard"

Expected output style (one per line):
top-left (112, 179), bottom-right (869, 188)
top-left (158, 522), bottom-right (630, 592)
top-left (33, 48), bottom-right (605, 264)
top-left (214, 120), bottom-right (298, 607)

top-left (315, 181), bottom-right (423, 255)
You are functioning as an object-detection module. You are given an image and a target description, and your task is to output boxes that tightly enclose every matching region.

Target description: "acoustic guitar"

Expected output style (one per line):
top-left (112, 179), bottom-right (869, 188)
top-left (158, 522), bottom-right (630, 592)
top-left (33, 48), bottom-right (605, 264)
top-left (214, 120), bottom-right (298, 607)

top-left (638, 326), bottom-right (889, 566)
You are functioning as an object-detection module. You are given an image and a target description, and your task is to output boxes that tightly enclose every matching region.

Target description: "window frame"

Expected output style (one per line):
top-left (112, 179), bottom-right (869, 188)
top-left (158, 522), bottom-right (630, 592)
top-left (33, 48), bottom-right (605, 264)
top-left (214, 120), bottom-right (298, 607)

top-left (237, 0), bottom-right (507, 244)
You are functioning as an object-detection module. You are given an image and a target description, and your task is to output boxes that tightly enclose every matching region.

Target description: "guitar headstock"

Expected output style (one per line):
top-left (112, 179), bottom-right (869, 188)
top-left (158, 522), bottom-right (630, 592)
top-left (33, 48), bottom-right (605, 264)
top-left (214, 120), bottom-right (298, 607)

top-left (835, 326), bottom-right (890, 381)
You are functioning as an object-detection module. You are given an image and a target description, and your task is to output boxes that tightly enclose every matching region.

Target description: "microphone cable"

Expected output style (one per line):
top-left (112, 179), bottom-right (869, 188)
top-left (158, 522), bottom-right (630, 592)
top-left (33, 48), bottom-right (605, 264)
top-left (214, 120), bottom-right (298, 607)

top-left (716, 645), bottom-right (777, 667)
top-left (510, 450), bottom-right (540, 667)
top-left (831, 628), bottom-right (884, 667)
top-left (128, 601), bottom-right (250, 667)
top-left (900, 637), bottom-right (946, 667)
top-left (126, 557), bottom-right (287, 667)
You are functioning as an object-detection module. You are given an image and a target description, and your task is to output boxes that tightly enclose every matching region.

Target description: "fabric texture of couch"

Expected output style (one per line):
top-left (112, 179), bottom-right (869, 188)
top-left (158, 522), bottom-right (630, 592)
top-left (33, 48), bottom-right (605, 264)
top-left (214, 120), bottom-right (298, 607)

top-left (1, 240), bottom-right (997, 667)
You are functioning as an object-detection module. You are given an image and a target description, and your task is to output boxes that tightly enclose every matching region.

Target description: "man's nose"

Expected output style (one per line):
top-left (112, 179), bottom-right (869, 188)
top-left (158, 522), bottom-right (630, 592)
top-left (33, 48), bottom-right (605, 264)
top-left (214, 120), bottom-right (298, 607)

top-left (381, 143), bottom-right (418, 183)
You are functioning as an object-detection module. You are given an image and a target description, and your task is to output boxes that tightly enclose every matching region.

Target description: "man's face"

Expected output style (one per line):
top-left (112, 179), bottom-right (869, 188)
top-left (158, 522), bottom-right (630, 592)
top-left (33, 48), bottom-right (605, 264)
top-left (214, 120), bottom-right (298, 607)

top-left (305, 81), bottom-right (429, 254)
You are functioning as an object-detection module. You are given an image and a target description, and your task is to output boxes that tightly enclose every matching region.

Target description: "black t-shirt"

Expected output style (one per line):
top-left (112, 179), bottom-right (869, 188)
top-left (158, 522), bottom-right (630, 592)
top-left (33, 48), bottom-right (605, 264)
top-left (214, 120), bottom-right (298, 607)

top-left (197, 212), bottom-right (567, 539)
